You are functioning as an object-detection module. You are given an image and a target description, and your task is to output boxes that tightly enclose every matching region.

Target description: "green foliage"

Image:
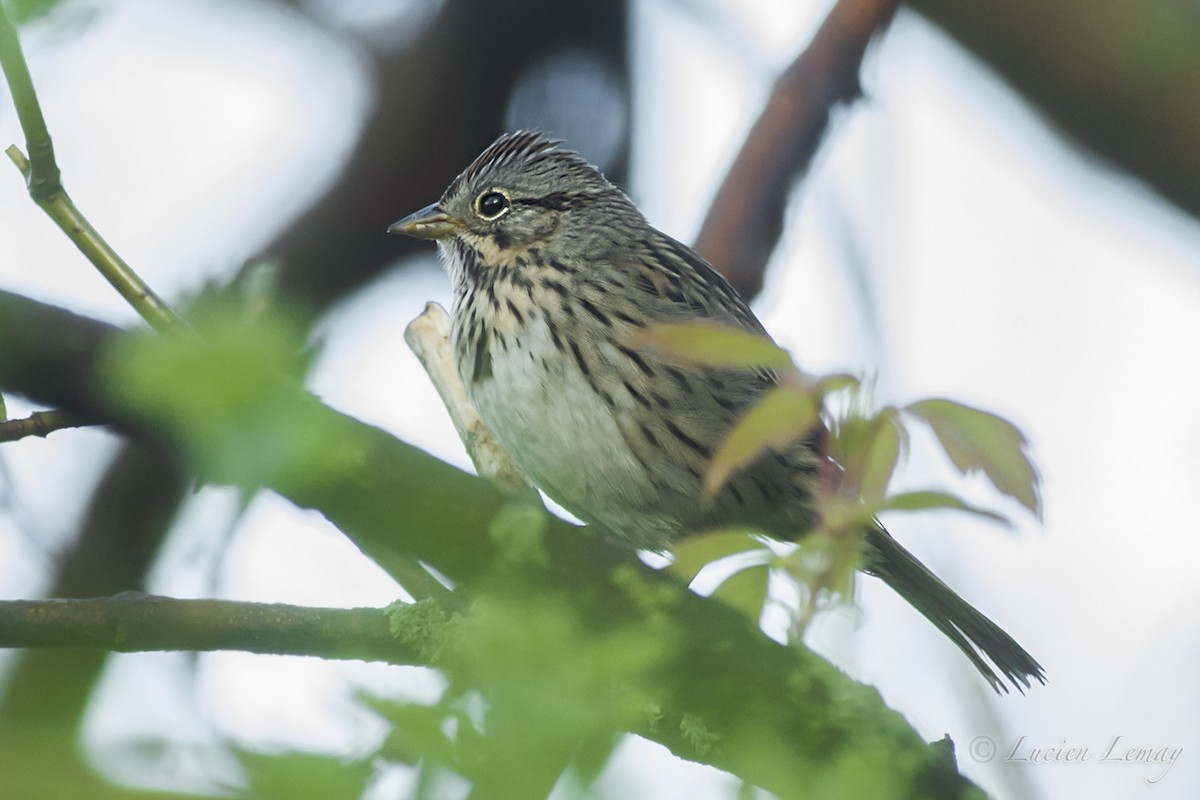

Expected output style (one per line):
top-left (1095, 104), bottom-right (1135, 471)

top-left (234, 749), bottom-right (375, 800)
top-left (634, 321), bottom-right (1042, 640)
top-left (710, 562), bottom-right (770, 621)
top-left (704, 386), bottom-right (818, 498)
top-left (56, 298), bottom-right (987, 798)
top-left (100, 305), bottom-right (330, 488)
top-left (369, 588), bottom-right (676, 798)
top-left (0, 0), bottom-right (998, 791)
top-left (369, 696), bottom-right (461, 768)
top-left (487, 498), bottom-right (550, 566)
top-left (625, 321), bottom-right (792, 369)
top-left (905, 398), bottom-right (1042, 517)
top-left (669, 529), bottom-right (771, 619)
top-left (834, 404), bottom-right (905, 503)
top-left (876, 490), bottom-right (1010, 526)
top-left (668, 529), bottom-right (764, 584)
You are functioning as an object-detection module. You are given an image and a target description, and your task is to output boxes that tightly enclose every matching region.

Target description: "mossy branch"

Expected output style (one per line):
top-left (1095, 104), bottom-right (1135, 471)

top-left (0, 594), bottom-right (437, 665)
top-left (0, 290), bottom-right (987, 800)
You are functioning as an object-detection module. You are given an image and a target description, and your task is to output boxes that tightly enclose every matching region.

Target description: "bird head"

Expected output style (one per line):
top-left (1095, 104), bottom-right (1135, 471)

top-left (389, 131), bottom-right (635, 255)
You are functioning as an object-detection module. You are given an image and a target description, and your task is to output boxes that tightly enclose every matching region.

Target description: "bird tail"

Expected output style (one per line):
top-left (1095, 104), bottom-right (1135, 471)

top-left (863, 527), bottom-right (1045, 694)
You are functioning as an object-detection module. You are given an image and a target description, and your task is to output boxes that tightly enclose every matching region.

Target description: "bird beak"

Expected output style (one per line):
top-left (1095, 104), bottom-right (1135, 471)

top-left (388, 203), bottom-right (461, 240)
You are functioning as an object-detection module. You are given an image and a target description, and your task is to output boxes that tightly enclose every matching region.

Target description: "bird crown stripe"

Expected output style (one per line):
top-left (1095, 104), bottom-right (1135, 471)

top-left (445, 131), bottom-right (596, 201)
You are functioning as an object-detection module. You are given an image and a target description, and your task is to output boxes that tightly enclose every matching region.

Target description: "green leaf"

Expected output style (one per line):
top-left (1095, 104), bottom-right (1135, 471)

top-left (815, 372), bottom-right (861, 394)
top-left (710, 562), bottom-right (770, 622)
top-left (366, 697), bottom-right (460, 768)
top-left (828, 402), bottom-right (905, 504)
top-left (776, 530), bottom-right (862, 628)
top-left (449, 591), bottom-right (671, 795)
top-left (905, 398), bottom-right (1042, 517)
top-left (877, 490), bottom-right (1012, 527)
top-left (624, 322), bottom-right (791, 369)
top-left (100, 304), bottom-right (327, 487)
top-left (858, 411), bottom-right (902, 503)
top-left (0, 394), bottom-right (7, 421)
top-left (235, 748), bottom-right (374, 800)
top-left (817, 496), bottom-right (884, 535)
top-left (669, 528), bottom-right (764, 583)
top-left (704, 386), bottom-right (818, 498)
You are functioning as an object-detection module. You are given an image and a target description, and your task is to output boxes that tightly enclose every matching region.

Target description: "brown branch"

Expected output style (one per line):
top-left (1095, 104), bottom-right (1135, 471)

top-left (695, 0), bottom-right (898, 300)
top-left (0, 595), bottom-right (435, 666)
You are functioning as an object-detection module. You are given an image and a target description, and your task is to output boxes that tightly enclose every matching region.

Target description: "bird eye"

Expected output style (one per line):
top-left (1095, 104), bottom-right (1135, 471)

top-left (476, 190), bottom-right (510, 220)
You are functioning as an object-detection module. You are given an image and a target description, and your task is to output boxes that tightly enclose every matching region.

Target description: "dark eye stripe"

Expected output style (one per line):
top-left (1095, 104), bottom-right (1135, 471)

top-left (514, 192), bottom-right (587, 212)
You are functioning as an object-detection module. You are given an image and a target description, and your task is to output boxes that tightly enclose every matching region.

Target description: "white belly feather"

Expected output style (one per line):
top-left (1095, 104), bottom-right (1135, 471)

top-left (460, 314), bottom-right (678, 548)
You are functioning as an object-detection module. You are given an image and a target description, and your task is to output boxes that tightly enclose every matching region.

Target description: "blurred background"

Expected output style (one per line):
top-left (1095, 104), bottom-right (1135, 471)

top-left (2, 0), bottom-right (1199, 798)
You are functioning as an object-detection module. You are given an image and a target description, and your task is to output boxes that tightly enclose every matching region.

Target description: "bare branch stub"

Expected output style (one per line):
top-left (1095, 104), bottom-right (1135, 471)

top-left (694, 0), bottom-right (898, 301)
top-left (0, 409), bottom-right (92, 443)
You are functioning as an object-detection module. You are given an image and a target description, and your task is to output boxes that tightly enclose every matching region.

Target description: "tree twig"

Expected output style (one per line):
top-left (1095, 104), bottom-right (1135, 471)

top-left (0, 4), bottom-right (56, 200)
top-left (0, 408), bottom-right (93, 443)
top-left (0, 595), bottom-right (436, 665)
top-left (0, 9), bottom-right (182, 333)
top-left (694, 0), bottom-right (898, 301)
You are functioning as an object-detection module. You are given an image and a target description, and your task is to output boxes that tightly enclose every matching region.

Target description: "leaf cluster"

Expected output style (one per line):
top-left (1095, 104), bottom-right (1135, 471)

top-left (642, 322), bottom-right (1040, 636)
